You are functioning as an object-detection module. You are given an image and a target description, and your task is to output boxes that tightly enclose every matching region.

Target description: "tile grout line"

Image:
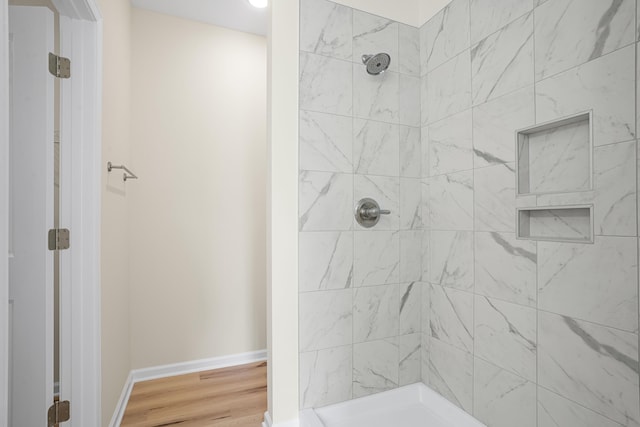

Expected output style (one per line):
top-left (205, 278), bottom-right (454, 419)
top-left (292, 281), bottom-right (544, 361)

top-left (532, 5), bottom-right (539, 426)
top-left (634, 1), bottom-right (640, 421)
top-left (297, 1), bottom-right (303, 407)
top-left (397, 19), bottom-right (403, 391)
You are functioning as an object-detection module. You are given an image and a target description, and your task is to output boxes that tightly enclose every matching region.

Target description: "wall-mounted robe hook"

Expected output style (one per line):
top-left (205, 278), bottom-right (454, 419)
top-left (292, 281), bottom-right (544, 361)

top-left (107, 162), bottom-right (138, 182)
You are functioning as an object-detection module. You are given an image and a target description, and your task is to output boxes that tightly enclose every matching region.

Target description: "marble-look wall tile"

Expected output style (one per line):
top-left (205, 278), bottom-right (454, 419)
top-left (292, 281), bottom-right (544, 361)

top-left (400, 178), bottom-right (422, 230)
top-left (299, 231), bottom-right (353, 292)
top-left (420, 0), bottom-right (471, 73)
top-left (594, 140), bottom-right (637, 236)
top-left (473, 86), bottom-right (535, 168)
top-left (399, 74), bottom-right (421, 127)
top-left (354, 231), bottom-right (399, 287)
top-left (421, 180), bottom-right (430, 233)
top-left (353, 10), bottom-right (399, 72)
top-left (300, 110), bottom-right (353, 173)
top-left (354, 175), bottom-right (399, 230)
top-left (300, 0), bottom-right (352, 60)
top-left (353, 338), bottom-right (399, 398)
top-left (353, 65), bottom-right (399, 123)
top-left (421, 333), bottom-right (430, 385)
top-left (427, 51), bottom-right (472, 124)
top-left (421, 230), bottom-right (430, 281)
top-left (474, 163), bottom-right (516, 232)
top-left (525, 118), bottom-right (591, 194)
top-left (474, 232), bottom-right (536, 306)
top-left (421, 282), bottom-right (430, 335)
top-left (429, 171), bottom-right (474, 230)
top-left (421, 126), bottom-right (429, 177)
top-left (474, 296), bottom-right (537, 381)
top-left (534, 0), bottom-right (636, 81)
top-left (473, 358), bottom-right (536, 427)
top-left (420, 76), bottom-right (429, 126)
top-left (400, 230), bottom-right (422, 283)
top-left (300, 52), bottom-right (353, 116)
top-left (300, 346), bottom-right (352, 408)
top-left (536, 45), bottom-right (636, 146)
top-left (399, 334), bottom-right (422, 386)
top-left (354, 284), bottom-right (399, 342)
top-left (353, 119), bottom-right (399, 176)
top-left (537, 387), bottom-right (624, 427)
top-left (399, 282), bottom-right (421, 335)
top-left (538, 312), bottom-right (640, 426)
top-left (299, 171), bottom-right (353, 231)
top-left (400, 126), bottom-right (421, 178)
top-left (299, 289), bottom-right (352, 351)
top-left (530, 190), bottom-right (592, 207)
top-left (428, 109), bottom-right (473, 176)
top-left (430, 285), bottom-right (474, 353)
top-left (471, 12), bottom-right (534, 105)
top-left (399, 24), bottom-right (420, 76)
top-left (429, 231), bottom-right (473, 291)
top-left (470, 0), bottom-right (533, 45)
top-left (538, 237), bottom-right (638, 332)
top-left (428, 338), bottom-right (473, 412)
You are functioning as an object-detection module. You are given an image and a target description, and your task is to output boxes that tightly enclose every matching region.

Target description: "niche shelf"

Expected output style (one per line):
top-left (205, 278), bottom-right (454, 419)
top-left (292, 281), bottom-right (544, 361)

top-left (517, 112), bottom-right (593, 196)
top-left (517, 205), bottom-right (593, 243)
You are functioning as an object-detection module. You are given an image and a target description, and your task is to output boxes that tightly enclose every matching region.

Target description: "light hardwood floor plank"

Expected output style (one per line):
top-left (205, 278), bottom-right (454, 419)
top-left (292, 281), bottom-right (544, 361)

top-left (121, 361), bottom-right (267, 426)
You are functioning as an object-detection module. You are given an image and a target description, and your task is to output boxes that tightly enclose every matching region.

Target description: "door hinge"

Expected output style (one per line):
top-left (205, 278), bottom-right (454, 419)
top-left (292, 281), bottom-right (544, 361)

top-left (48, 228), bottom-right (70, 251)
top-left (48, 400), bottom-right (70, 426)
top-left (48, 52), bottom-right (70, 79)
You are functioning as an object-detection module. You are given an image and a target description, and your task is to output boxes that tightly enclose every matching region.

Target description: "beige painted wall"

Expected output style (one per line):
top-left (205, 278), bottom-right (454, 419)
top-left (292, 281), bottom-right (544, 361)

top-left (99, 0), bottom-right (132, 423)
top-left (129, 8), bottom-right (267, 369)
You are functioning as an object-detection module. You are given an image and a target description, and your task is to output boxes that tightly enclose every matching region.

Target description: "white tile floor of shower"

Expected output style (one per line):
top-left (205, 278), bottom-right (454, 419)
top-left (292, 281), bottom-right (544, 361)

top-left (300, 383), bottom-right (486, 427)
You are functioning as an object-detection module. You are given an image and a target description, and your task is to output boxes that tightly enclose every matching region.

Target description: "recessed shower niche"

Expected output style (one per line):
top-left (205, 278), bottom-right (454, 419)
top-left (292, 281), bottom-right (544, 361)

top-left (517, 205), bottom-right (594, 243)
top-left (516, 112), bottom-right (593, 195)
top-left (516, 112), bottom-right (594, 243)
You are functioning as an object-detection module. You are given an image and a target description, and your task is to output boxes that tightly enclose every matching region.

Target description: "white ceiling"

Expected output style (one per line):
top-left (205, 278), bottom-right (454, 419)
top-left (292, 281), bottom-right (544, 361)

top-left (130, 0), bottom-right (268, 36)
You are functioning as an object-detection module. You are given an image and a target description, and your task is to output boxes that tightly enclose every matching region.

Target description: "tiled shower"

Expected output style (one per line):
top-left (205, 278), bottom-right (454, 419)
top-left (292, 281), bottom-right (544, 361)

top-left (297, 0), bottom-right (640, 426)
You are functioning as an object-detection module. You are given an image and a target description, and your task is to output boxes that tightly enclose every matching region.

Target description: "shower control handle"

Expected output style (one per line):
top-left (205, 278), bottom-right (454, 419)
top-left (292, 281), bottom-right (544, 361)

top-left (360, 207), bottom-right (391, 219)
top-left (355, 198), bottom-right (391, 228)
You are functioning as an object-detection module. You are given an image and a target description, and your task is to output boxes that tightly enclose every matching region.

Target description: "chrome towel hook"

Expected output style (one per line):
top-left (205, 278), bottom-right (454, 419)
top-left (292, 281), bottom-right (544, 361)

top-left (107, 162), bottom-right (138, 182)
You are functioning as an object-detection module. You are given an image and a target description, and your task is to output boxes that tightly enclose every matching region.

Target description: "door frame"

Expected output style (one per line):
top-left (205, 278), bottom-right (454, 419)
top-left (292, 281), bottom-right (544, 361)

top-left (0, 0), bottom-right (102, 425)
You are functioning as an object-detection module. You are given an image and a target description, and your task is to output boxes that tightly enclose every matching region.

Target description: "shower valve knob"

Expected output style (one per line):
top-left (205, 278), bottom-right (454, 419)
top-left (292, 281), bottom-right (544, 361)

top-left (355, 198), bottom-right (391, 228)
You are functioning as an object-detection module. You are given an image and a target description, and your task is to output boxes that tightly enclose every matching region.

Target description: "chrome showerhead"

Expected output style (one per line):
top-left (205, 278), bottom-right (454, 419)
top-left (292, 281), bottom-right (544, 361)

top-left (362, 53), bottom-right (391, 75)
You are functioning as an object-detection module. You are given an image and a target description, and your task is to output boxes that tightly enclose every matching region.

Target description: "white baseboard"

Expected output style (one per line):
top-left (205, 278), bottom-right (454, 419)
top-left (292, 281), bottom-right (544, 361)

top-left (110, 349), bottom-right (267, 427)
top-left (108, 372), bottom-right (134, 427)
top-left (263, 411), bottom-right (273, 427)
top-left (131, 349), bottom-right (267, 383)
top-left (263, 411), bottom-right (300, 427)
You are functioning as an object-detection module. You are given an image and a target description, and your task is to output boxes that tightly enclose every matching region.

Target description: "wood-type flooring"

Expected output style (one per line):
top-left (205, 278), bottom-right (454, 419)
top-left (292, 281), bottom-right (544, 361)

top-left (120, 361), bottom-right (267, 426)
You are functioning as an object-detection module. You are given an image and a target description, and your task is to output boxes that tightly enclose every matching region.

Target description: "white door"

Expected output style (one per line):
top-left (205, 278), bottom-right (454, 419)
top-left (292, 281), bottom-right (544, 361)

top-left (8, 6), bottom-right (55, 426)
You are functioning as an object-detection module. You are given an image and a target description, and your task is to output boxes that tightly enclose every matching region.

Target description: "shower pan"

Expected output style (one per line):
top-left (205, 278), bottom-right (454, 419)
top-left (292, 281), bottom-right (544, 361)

top-left (300, 384), bottom-right (486, 427)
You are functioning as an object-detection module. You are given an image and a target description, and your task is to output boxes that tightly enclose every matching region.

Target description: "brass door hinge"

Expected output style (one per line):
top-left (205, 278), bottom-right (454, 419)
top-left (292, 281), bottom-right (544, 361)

top-left (48, 229), bottom-right (70, 251)
top-left (48, 52), bottom-right (70, 79)
top-left (48, 400), bottom-right (70, 426)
